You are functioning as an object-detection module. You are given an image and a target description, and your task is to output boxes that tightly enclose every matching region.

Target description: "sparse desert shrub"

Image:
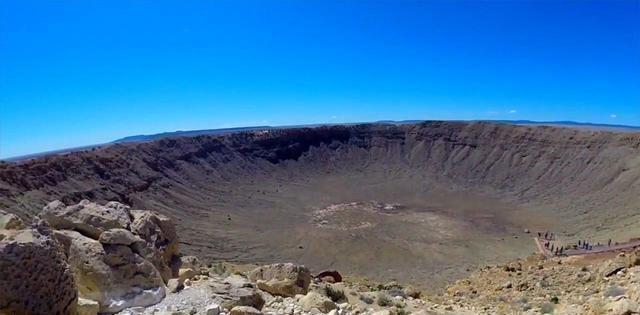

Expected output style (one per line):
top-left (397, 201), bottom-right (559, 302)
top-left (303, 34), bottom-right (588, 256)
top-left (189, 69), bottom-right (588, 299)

top-left (324, 285), bottom-right (347, 303)
top-left (387, 288), bottom-right (406, 298)
top-left (377, 292), bottom-right (393, 307)
top-left (359, 293), bottom-right (374, 304)
top-left (589, 300), bottom-right (607, 315)
top-left (394, 300), bottom-right (406, 308)
top-left (402, 285), bottom-right (421, 299)
top-left (539, 302), bottom-right (555, 314)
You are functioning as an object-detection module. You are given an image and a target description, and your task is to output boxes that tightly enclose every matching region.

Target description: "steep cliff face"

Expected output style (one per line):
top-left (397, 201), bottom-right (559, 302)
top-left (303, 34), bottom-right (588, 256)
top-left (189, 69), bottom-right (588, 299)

top-left (1, 122), bottom-right (639, 287)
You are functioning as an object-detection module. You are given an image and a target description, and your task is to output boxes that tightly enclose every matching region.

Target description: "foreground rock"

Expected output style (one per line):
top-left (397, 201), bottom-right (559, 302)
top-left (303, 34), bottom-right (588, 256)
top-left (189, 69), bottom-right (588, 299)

top-left (39, 200), bottom-right (181, 313)
top-left (299, 291), bottom-right (337, 312)
top-left (116, 273), bottom-right (266, 315)
top-left (129, 209), bottom-right (180, 281)
top-left (248, 263), bottom-right (312, 297)
top-left (55, 229), bottom-right (165, 313)
top-left (41, 200), bottom-right (132, 239)
top-left (116, 262), bottom-right (466, 315)
top-left (0, 227), bottom-right (77, 314)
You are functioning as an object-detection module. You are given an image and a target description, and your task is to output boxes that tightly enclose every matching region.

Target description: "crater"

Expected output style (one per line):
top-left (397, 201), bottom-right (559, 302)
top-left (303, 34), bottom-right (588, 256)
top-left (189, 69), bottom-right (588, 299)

top-left (2, 122), bottom-right (640, 289)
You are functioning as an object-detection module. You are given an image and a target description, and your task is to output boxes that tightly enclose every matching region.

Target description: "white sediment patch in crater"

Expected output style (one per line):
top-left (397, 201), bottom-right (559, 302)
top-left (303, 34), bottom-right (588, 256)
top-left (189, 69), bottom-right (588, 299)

top-left (311, 201), bottom-right (405, 230)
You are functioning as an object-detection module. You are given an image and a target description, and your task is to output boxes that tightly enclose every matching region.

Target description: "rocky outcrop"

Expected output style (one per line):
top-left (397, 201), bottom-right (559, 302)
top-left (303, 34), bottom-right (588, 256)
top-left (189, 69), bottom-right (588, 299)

top-left (38, 200), bottom-right (181, 313)
top-left (443, 251), bottom-right (640, 314)
top-left (41, 200), bottom-right (132, 239)
top-left (129, 209), bottom-right (180, 281)
top-left (0, 227), bottom-right (77, 315)
top-left (599, 255), bottom-right (628, 278)
top-left (54, 229), bottom-right (165, 313)
top-left (209, 275), bottom-right (266, 310)
top-left (248, 263), bottom-right (311, 297)
top-left (114, 262), bottom-right (456, 315)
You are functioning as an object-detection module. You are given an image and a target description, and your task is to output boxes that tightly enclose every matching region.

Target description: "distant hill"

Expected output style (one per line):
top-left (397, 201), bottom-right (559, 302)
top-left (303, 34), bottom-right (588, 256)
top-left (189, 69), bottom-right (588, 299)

top-left (113, 126), bottom-right (273, 143)
top-left (376, 119), bottom-right (640, 132)
top-left (490, 120), bottom-right (640, 132)
top-left (3, 120), bottom-right (639, 162)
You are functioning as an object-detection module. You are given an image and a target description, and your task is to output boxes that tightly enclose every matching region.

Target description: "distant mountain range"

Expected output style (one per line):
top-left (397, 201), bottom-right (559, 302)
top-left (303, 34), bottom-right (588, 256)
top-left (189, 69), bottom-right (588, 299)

top-left (488, 120), bottom-right (640, 131)
top-left (4, 120), bottom-right (639, 162)
top-left (113, 126), bottom-right (273, 143)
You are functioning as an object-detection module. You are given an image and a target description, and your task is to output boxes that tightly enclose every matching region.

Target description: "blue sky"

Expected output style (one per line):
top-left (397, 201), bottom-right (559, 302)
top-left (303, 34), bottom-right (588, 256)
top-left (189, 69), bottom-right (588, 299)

top-left (1, 1), bottom-right (639, 158)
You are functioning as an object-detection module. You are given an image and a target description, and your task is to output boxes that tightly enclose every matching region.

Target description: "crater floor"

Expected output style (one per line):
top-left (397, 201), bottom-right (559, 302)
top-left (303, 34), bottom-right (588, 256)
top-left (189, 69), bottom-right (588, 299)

top-left (170, 168), bottom-right (553, 289)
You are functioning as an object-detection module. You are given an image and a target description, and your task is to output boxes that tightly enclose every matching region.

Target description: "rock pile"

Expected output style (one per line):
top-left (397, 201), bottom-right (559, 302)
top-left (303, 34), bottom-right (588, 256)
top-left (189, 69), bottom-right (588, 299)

top-left (248, 263), bottom-right (312, 297)
top-left (1, 200), bottom-right (183, 314)
top-left (115, 261), bottom-right (457, 315)
top-left (441, 252), bottom-right (640, 314)
top-left (42, 200), bottom-right (182, 313)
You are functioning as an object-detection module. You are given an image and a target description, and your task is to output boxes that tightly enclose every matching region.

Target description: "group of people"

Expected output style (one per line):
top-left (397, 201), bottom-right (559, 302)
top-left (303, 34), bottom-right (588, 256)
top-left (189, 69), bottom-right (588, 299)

top-left (538, 231), bottom-right (555, 240)
top-left (537, 230), bottom-right (617, 256)
top-left (577, 239), bottom-right (594, 251)
top-left (577, 238), bottom-right (614, 251)
top-left (543, 241), bottom-right (565, 255)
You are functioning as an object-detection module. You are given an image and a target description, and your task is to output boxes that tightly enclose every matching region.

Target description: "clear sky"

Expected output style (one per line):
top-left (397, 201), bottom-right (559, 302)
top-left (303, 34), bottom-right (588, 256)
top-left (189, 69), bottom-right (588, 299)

top-left (1, 1), bottom-right (639, 158)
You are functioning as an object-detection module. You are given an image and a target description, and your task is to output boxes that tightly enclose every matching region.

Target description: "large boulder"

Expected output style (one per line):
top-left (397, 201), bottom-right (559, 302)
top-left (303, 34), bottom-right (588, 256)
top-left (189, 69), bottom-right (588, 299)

top-left (40, 200), bottom-right (132, 239)
top-left (0, 227), bottom-right (77, 314)
top-left (247, 263), bottom-right (311, 297)
top-left (99, 228), bottom-right (140, 245)
top-left (0, 210), bottom-right (24, 230)
top-left (54, 229), bottom-right (165, 313)
top-left (209, 275), bottom-right (266, 310)
top-left (129, 209), bottom-right (180, 281)
top-left (599, 257), bottom-right (627, 278)
top-left (299, 291), bottom-right (337, 312)
top-left (230, 306), bottom-right (262, 315)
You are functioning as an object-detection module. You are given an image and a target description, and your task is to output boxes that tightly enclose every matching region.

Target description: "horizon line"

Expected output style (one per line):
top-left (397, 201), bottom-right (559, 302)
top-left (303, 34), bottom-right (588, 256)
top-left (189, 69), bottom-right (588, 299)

top-left (3, 119), bottom-right (640, 162)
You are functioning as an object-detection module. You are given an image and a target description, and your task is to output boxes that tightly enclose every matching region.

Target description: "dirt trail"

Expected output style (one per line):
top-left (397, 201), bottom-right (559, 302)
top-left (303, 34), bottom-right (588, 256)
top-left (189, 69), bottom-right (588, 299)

top-left (536, 236), bottom-right (640, 257)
